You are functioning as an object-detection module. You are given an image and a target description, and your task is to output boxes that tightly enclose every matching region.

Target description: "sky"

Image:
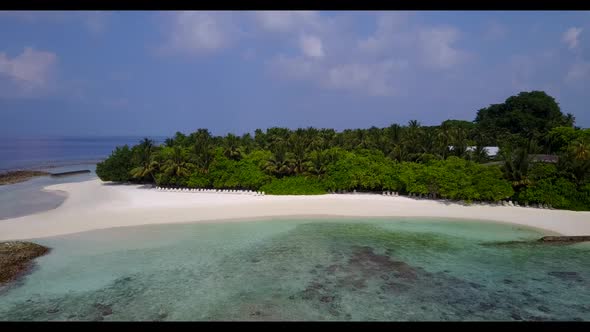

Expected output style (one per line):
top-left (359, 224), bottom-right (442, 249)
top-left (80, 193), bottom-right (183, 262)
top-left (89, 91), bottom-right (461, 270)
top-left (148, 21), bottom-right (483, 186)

top-left (0, 11), bottom-right (589, 137)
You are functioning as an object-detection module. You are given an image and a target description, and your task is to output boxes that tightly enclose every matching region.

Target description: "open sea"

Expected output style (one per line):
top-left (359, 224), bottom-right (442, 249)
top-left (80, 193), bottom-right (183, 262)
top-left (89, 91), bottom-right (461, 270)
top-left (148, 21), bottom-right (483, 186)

top-left (0, 136), bottom-right (164, 220)
top-left (0, 136), bottom-right (165, 172)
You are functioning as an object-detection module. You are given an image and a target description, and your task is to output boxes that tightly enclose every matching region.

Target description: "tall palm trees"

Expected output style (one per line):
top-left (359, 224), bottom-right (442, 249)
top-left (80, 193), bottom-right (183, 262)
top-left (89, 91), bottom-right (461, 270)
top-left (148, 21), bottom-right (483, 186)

top-left (469, 145), bottom-right (489, 163)
top-left (570, 140), bottom-right (590, 161)
top-left (161, 146), bottom-right (194, 178)
top-left (499, 139), bottom-right (540, 188)
top-left (305, 150), bottom-right (329, 179)
top-left (289, 129), bottom-right (310, 174)
top-left (223, 133), bottom-right (243, 161)
top-left (192, 129), bottom-right (214, 173)
top-left (130, 138), bottom-right (159, 182)
top-left (563, 139), bottom-right (590, 185)
top-left (264, 142), bottom-right (294, 177)
top-left (436, 122), bottom-right (452, 159)
top-left (449, 127), bottom-right (469, 159)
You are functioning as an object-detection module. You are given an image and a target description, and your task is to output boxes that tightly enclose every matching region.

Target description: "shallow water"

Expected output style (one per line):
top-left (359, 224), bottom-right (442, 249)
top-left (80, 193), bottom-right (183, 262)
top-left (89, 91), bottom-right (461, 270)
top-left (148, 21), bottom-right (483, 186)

top-left (0, 218), bottom-right (588, 321)
top-left (0, 164), bottom-right (98, 220)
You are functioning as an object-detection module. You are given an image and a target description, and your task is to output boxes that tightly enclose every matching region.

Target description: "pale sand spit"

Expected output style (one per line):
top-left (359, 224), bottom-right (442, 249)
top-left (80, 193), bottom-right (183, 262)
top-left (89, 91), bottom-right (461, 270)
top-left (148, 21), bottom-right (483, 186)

top-left (1, 179), bottom-right (589, 241)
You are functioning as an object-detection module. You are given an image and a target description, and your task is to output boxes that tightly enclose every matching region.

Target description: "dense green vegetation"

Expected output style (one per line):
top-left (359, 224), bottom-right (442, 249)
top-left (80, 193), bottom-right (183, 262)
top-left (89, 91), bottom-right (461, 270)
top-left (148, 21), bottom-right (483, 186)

top-left (97, 91), bottom-right (590, 210)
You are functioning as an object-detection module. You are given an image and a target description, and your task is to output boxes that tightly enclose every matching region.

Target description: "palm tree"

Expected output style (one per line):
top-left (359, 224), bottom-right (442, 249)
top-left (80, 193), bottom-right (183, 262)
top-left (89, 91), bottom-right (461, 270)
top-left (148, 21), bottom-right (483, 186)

top-left (264, 143), bottom-right (294, 177)
top-left (419, 129), bottom-right (439, 158)
top-left (192, 129), bottom-right (214, 173)
top-left (241, 133), bottom-right (255, 154)
top-left (130, 138), bottom-right (158, 182)
top-left (138, 138), bottom-right (155, 154)
top-left (164, 137), bottom-right (175, 147)
top-left (403, 120), bottom-right (423, 157)
top-left (561, 140), bottom-right (590, 185)
top-left (316, 128), bottom-right (336, 151)
top-left (305, 150), bottom-right (329, 179)
top-left (289, 129), bottom-right (310, 174)
top-left (499, 140), bottom-right (539, 188)
top-left (162, 146), bottom-right (194, 178)
top-left (266, 127), bottom-right (291, 147)
top-left (469, 145), bottom-right (489, 163)
top-left (172, 132), bottom-right (187, 147)
top-left (570, 140), bottom-right (590, 161)
top-left (389, 143), bottom-right (408, 162)
top-left (254, 128), bottom-right (267, 150)
top-left (408, 120), bottom-right (421, 129)
top-left (435, 122), bottom-right (452, 159)
top-left (223, 133), bottom-right (243, 161)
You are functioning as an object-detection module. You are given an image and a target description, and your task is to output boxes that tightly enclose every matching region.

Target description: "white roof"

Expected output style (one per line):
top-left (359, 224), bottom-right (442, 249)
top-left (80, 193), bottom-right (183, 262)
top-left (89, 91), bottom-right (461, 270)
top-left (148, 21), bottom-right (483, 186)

top-left (450, 146), bottom-right (499, 156)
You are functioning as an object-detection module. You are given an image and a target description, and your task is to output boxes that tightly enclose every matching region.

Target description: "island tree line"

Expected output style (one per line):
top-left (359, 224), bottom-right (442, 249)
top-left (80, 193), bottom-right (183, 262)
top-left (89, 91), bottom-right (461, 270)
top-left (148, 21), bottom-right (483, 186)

top-left (97, 91), bottom-right (590, 210)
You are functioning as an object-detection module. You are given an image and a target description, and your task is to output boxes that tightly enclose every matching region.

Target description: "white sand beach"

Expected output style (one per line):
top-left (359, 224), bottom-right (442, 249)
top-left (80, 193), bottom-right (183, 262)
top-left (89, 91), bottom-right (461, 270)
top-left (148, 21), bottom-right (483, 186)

top-left (1, 179), bottom-right (589, 241)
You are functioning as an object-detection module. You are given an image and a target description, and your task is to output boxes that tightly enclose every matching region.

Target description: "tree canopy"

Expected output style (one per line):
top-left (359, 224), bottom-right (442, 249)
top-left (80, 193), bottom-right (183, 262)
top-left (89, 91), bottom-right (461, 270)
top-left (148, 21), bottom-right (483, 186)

top-left (475, 91), bottom-right (574, 142)
top-left (96, 90), bottom-right (590, 211)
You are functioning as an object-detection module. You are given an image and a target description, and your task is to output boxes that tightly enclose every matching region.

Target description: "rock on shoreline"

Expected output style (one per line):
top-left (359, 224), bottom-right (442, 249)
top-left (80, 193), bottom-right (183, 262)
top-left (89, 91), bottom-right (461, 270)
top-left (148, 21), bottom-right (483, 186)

top-left (0, 241), bottom-right (50, 286)
top-left (0, 170), bottom-right (50, 185)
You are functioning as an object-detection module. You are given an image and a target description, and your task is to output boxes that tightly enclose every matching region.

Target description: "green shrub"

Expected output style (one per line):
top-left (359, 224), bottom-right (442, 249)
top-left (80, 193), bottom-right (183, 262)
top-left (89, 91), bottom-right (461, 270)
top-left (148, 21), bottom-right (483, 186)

top-left (96, 145), bottom-right (135, 182)
top-left (260, 176), bottom-right (327, 195)
top-left (186, 172), bottom-right (210, 188)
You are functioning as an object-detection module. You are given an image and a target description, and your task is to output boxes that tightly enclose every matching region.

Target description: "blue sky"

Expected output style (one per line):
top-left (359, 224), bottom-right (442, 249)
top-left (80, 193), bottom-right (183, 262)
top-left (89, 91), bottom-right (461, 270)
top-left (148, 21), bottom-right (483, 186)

top-left (0, 11), bottom-right (589, 137)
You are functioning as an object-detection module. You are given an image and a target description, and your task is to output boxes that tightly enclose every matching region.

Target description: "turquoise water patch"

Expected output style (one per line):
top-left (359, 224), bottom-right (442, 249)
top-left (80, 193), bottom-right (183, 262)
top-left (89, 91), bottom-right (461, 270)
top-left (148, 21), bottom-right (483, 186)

top-left (0, 218), bottom-right (588, 321)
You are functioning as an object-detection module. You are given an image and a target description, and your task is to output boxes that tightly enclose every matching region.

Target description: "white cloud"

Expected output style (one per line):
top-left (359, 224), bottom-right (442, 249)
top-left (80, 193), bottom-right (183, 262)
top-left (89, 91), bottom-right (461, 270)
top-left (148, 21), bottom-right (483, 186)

top-left (269, 55), bottom-right (318, 81)
top-left (418, 26), bottom-right (469, 69)
top-left (357, 12), bottom-right (411, 54)
top-left (299, 35), bottom-right (324, 58)
top-left (563, 27), bottom-right (582, 50)
top-left (265, 12), bottom-right (469, 96)
top-left (165, 11), bottom-right (234, 55)
top-left (325, 60), bottom-right (407, 96)
top-left (269, 55), bottom-right (407, 96)
top-left (253, 11), bottom-right (321, 33)
top-left (357, 13), bottom-right (469, 70)
top-left (0, 47), bottom-right (57, 94)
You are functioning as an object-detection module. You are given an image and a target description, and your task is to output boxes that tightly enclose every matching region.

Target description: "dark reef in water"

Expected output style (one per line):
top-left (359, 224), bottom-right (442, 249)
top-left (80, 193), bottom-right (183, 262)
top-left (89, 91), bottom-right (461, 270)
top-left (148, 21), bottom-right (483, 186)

top-left (0, 241), bottom-right (50, 287)
top-left (50, 170), bottom-right (91, 177)
top-left (0, 170), bottom-right (50, 185)
top-left (538, 236), bottom-right (590, 243)
top-left (481, 236), bottom-right (590, 247)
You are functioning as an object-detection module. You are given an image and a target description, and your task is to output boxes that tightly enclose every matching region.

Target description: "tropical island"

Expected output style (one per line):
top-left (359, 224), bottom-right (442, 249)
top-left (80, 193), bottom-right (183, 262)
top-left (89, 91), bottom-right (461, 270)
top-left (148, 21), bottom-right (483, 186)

top-left (1, 92), bottom-right (589, 322)
top-left (97, 91), bottom-right (590, 211)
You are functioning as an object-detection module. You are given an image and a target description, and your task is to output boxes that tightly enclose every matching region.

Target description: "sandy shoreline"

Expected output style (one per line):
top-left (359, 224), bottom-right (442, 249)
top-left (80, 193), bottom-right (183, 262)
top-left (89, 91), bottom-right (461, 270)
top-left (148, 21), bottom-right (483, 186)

top-left (1, 179), bottom-right (589, 241)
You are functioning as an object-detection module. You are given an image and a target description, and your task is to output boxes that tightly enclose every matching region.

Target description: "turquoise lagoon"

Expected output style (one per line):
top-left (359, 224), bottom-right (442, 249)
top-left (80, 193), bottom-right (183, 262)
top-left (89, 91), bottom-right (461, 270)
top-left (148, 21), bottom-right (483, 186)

top-left (0, 217), bottom-right (589, 321)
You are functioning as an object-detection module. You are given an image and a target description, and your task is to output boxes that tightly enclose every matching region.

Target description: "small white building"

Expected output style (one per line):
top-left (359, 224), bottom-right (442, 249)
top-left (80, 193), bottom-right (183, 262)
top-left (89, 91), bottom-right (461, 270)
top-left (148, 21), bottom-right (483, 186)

top-left (450, 146), bottom-right (499, 157)
top-left (466, 146), bottom-right (499, 157)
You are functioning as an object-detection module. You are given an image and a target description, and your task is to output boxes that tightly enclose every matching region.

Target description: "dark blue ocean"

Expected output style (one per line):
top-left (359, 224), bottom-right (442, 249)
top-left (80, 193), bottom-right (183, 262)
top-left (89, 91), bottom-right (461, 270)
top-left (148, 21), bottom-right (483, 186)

top-left (0, 136), bottom-right (165, 220)
top-left (0, 136), bottom-right (166, 172)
